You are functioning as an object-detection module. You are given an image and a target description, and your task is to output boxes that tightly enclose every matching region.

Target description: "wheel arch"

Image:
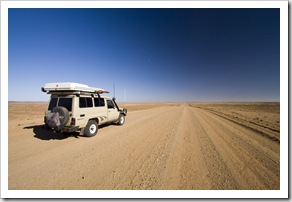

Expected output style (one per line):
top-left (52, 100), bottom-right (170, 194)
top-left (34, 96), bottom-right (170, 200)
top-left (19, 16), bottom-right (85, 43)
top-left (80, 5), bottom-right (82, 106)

top-left (80, 118), bottom-right (99, 136)
top-left (89, 118), bottom-right (99, 125)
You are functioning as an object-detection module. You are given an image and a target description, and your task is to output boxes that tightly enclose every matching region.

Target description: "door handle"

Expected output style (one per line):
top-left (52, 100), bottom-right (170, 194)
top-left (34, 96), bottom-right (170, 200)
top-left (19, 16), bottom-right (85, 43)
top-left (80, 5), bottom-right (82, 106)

top-left (80, 114), bottom-right (85, 117)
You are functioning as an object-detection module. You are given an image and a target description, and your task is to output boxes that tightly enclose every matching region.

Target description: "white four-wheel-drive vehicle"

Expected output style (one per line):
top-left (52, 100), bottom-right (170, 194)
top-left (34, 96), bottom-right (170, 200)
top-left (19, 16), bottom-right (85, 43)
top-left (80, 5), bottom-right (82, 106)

top-left (41, 82), bottom-right (127, 137)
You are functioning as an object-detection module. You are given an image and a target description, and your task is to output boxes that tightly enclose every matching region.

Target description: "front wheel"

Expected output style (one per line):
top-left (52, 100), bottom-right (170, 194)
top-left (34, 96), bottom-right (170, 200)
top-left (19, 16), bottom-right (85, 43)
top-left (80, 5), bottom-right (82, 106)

top-left (116, 114), bottom-right (125, 125)
top-left (84, 120), bottom-right (98, 137)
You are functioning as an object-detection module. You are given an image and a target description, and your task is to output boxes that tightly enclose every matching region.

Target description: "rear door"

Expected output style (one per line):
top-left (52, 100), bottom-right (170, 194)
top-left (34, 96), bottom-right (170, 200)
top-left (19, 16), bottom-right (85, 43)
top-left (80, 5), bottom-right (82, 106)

top-left (46, 96), bottom-right (73, 126)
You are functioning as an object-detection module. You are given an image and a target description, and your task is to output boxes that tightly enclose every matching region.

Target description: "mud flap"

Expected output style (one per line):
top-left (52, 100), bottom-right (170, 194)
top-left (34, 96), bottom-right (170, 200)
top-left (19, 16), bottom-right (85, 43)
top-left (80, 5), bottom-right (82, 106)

top-left (79, 128), bottom-right (85, 136)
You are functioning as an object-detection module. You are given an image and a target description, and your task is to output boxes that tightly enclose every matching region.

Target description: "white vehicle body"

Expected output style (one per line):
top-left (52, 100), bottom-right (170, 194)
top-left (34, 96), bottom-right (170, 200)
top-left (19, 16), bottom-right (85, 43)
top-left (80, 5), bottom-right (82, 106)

top-left (42, 82), bottom-right (127, 137)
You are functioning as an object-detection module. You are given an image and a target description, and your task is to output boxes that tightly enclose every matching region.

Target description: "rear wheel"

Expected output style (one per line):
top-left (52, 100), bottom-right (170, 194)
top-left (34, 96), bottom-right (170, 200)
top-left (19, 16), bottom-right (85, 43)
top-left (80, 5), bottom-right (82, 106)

top-left (84, 120), bottom-right (98, 137)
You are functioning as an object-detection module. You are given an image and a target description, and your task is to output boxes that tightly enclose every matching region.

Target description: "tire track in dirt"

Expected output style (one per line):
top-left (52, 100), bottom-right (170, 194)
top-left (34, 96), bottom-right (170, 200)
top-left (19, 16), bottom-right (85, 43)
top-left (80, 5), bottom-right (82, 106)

top-left (189, 107), bottom-right (280, 189)
top-left (112, 105), bottom-right (185, 189)
top-left (161, 104), bottom-right (212, 189)
top-left (186, 107), bottom-right (240, 189)
top-left (197, 107), bottom-right (280, 141)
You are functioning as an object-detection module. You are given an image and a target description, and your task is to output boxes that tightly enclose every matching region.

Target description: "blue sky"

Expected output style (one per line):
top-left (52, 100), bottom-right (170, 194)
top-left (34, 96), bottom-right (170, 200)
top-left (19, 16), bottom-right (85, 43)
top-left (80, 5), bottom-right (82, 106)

top-left (8, 8), bottom-right (280, 102)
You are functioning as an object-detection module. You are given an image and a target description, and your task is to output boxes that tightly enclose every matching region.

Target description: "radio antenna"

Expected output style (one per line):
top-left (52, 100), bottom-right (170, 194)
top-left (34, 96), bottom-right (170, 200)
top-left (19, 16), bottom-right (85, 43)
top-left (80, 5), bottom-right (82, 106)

top-left (124, 88), bottom-right (126, 103)
top-left (113, 83), bottom-right (115, 98)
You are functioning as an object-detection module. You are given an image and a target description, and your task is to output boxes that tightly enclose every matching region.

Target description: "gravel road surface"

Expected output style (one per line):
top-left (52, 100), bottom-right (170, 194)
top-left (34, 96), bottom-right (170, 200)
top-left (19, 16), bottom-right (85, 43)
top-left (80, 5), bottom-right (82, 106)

top-left (9, 104), bottom-right (280, 190)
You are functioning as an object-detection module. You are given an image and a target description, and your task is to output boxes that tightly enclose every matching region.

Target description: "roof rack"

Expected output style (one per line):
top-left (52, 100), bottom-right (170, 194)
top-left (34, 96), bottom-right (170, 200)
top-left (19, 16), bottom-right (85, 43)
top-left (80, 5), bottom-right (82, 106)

top-left (41, 82), bottom-right (109, 95)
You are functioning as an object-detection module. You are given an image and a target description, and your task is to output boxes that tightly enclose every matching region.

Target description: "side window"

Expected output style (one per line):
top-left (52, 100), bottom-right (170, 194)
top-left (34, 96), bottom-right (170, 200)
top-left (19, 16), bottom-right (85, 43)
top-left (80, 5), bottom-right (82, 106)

top-left (79, 97), bottom-right (87, 108)
top-left (94, 98), bottom-right (105, 107)
top-left (79, 97), bottom-right (93, 108)
top-left (48, 98), bottom-right (58, 110)
top-left (107, 100), bottom-right (115, 109)
top-left (86, 98), bottom-right (93, 107)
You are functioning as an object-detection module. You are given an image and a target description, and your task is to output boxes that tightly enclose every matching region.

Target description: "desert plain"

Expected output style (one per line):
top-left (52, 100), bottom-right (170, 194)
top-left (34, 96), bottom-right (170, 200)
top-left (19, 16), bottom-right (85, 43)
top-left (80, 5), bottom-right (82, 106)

top-left (8, 102), bottom-right (280, 190)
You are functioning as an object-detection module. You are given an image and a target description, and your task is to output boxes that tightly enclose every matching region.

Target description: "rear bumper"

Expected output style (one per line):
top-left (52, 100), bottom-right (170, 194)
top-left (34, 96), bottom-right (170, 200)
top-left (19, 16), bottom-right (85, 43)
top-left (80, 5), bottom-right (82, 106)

top-left (61, 126), bottom-right (79, 133)
top-left (43, 124), bottom-right (79, 133)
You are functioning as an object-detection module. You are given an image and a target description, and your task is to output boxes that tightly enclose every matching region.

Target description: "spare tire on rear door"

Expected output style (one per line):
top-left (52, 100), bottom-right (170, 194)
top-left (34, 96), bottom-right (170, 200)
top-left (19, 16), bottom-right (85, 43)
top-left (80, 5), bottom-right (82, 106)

top-left (51, 106), bottom-right (69, 127)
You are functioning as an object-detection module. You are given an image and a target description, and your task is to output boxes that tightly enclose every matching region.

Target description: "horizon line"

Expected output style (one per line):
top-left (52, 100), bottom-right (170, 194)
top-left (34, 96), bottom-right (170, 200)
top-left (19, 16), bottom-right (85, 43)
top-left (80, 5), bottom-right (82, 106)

top-left (8, 100), bottom-right (280, 103)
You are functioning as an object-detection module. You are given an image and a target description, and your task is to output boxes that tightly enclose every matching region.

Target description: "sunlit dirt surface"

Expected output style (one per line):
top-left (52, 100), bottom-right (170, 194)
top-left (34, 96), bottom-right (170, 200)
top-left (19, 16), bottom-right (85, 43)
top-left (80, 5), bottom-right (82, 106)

top-left (8, 102), bottom-right (279, 190)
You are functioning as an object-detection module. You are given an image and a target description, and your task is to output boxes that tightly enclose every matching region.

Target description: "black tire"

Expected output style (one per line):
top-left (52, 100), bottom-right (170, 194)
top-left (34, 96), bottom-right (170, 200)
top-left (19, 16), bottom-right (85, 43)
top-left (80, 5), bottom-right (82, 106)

top-left (84, 120), bottom-right (98, 137)
top-left (52, 107), bottom-right (69, 126)
top-left (116, 114), bottom-right (125, 125)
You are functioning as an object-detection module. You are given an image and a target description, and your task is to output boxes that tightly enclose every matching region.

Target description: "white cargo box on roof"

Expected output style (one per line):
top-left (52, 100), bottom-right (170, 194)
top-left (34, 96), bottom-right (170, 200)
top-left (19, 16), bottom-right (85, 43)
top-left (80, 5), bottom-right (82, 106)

top-left (42, 82), bottom-right (109, 94)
